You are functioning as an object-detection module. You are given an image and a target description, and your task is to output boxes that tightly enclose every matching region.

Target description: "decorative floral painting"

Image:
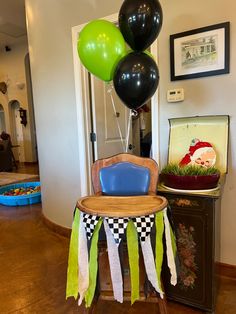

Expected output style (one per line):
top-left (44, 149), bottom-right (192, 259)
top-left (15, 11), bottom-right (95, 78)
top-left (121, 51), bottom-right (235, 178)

top-left (176, 223), bottom-right (198, 290)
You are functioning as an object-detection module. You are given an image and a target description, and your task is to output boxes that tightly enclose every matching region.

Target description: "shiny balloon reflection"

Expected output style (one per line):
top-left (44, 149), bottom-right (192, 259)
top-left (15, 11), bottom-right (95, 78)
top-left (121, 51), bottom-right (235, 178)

top-left (119, 0), bottom-right (163, 51)
top-left (113, 52), bottom-right (159, 110)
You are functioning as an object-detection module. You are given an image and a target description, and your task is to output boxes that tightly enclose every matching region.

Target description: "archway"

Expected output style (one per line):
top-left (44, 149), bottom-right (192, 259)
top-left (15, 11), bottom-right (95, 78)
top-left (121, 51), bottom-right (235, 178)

top-left (0, 104), bottom-right (6, 133)
top-left (9, 100), bottom-right (25, 162)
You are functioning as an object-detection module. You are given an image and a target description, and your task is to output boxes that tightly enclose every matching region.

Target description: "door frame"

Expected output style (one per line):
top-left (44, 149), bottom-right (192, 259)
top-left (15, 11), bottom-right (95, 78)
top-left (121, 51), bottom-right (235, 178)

top-left (72, 13), bottom-right (160, 196)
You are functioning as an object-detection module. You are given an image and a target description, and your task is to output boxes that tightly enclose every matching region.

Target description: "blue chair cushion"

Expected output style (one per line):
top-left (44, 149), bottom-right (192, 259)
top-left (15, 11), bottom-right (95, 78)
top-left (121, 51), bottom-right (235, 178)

top-left (99, 162), bottom-right (150, 196)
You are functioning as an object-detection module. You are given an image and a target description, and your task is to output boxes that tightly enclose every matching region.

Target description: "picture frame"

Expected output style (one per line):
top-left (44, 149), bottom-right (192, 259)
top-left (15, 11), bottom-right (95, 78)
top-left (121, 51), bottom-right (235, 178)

top-left (170, 22), bottom-right (230, 81)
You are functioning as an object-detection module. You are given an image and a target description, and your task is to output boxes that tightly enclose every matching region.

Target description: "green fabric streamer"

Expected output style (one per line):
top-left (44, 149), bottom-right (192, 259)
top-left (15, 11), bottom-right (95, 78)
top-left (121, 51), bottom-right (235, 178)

top-left (85, 218), bottom-right (103, 307)
top-left (127, 220), bottom-right (139, 305)
top-left (66, 208), bottom-right (80, 299)
top-left (170, 225), bottom-right (177, 257)
top-left (155, 211), bottom-right (164, 288)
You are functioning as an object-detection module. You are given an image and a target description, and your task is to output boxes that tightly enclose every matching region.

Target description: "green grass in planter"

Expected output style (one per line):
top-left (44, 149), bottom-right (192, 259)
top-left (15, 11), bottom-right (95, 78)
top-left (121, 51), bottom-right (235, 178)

top-left (161, 164), bottom-right (220, 176)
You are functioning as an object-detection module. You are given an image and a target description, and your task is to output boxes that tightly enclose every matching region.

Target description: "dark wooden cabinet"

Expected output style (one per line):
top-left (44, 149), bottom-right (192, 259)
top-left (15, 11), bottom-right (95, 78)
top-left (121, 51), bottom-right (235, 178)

top-left (158, 188), bottom-right (221, 313)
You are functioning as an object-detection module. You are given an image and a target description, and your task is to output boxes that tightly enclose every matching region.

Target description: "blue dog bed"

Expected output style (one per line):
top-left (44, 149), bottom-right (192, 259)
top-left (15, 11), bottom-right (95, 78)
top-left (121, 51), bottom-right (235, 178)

top-left (0, 182), bottom-right (41, 206)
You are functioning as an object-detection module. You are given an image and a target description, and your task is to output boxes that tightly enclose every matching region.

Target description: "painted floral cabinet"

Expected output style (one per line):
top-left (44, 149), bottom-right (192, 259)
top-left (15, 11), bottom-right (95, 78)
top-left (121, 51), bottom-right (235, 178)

top-left (159, 190), bottom-right (221, 313)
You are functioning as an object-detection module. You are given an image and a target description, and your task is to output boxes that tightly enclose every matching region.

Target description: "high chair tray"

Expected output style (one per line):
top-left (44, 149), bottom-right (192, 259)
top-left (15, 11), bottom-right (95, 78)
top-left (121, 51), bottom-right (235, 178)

top-left (77, 195), bottom-right (167, 217)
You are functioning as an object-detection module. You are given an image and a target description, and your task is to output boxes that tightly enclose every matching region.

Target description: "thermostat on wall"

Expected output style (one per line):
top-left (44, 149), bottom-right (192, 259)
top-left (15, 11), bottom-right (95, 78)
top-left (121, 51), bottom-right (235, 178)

top-left (167, 88), bottom-right (184, 102)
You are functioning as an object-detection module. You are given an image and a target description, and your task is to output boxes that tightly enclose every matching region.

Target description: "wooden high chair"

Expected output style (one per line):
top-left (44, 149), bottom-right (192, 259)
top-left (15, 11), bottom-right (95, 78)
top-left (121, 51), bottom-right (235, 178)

top-left (74, 154), bottom-right (174, 314)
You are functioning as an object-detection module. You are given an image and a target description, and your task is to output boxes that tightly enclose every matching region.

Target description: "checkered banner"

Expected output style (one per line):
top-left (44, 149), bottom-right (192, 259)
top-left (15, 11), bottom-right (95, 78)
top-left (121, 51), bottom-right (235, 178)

top-left (82, 213), bottom-right (155, 243)
top-left (105, 217), bottom-right (129, 245)
top-left (132, 214), bottom-right (155, 242)
top-left (82, 213), bottom-right (100, 240)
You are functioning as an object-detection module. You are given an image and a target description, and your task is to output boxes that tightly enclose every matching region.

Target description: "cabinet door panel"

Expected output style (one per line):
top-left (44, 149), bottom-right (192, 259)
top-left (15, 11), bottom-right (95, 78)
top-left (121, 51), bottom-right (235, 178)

top-left (163, 209), bottom-right (207, 308)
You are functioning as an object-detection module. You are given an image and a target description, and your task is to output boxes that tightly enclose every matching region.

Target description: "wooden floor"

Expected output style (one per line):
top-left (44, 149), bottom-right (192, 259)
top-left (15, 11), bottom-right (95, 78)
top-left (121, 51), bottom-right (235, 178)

top-left (0, 203), bottom-right (236, 313)
top-left (0, 164), bottom-right (235, 313)
top-left (14, 162), bottom-right (39, 175)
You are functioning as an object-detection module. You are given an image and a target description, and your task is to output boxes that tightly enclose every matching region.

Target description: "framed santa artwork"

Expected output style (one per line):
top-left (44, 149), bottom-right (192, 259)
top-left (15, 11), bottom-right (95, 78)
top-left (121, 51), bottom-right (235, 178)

top-left (167, 115), bottom-right (229, 175)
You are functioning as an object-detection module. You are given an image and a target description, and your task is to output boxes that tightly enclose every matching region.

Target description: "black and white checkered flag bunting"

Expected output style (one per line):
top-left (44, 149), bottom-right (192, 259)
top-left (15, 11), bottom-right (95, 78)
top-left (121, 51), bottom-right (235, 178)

top-left (105, 217), bottom-right (129, 245)
top-left (82, 213), bottom-right (100, 240)
top-left (132, 214), bottom-right (155, 242)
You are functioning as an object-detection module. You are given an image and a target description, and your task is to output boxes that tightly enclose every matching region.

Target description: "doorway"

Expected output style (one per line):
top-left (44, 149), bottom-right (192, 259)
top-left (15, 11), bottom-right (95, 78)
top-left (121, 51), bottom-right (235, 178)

top-left (132, 101), bottom-right (152, 157)
top-left (72, 13), bottom-right (160, 196)
top-left (88, 74), bottom-right (152, 161)
top-left (88, 74), bottom-right (132, 160)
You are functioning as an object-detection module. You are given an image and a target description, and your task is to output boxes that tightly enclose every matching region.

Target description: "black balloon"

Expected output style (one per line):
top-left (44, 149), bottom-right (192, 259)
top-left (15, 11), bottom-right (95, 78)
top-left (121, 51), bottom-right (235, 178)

top-left (119, 0), bottom-right (163, 51)
top-left (113, 52), bottom-right (159, 110)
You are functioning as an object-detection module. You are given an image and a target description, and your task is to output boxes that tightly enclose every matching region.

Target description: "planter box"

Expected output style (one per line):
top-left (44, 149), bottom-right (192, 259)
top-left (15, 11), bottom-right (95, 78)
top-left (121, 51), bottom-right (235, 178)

top-left (161, 173), bottom-right (220, 190)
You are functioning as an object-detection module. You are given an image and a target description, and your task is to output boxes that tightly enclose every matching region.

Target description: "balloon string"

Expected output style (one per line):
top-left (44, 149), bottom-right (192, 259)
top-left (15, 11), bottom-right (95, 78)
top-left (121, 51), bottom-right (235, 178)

top-left (108, 88), bottom-right (126, 152)
top-left (125, 110), bottom-right (132, 153)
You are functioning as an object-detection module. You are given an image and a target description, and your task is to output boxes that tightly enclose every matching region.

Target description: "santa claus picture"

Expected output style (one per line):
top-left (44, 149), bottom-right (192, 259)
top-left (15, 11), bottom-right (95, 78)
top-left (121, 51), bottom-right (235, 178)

top-left (179, 138), bottom-right (216, 168)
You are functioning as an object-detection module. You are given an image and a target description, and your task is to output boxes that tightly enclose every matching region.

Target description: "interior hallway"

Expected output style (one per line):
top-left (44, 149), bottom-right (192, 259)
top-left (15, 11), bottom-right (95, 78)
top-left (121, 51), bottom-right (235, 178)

top-left (0, 200), bottom-right (235, 313)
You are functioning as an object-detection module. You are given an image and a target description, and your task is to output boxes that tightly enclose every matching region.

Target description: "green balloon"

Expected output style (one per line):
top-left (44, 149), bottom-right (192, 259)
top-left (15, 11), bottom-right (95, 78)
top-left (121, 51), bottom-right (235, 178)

top-left (78, 20), bottom-right (127, 82)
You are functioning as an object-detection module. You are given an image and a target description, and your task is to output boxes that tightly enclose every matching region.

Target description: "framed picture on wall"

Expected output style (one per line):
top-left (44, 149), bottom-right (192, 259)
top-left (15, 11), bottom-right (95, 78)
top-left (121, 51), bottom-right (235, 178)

top-left (170, 22), bottom-right (230, 81)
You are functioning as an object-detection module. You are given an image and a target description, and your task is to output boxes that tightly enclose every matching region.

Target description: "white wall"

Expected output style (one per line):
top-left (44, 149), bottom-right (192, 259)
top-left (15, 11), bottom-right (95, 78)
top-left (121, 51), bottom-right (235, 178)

top-left (158, 0), bottom-right (236, 265)
top-left (0, 38), bottom-right (35, 162)
top-left (25, 0), bottom-right (123, 228)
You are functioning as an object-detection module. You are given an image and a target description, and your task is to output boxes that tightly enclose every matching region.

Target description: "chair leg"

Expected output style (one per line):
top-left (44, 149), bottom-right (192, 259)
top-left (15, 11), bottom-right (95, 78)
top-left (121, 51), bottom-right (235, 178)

top-left (81, 307), bottom-right (90, 314)
top-left (81, 293), bottom-right (99, 314)
top-left (81, 302), bottom-right (96, 314)
top-left (157, 297), bottom-right (168, 314)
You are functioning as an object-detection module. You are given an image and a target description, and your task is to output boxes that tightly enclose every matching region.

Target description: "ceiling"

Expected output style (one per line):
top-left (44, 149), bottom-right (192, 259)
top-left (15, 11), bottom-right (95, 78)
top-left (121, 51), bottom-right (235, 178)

top-left (0, 0), bottom-right (27, 50)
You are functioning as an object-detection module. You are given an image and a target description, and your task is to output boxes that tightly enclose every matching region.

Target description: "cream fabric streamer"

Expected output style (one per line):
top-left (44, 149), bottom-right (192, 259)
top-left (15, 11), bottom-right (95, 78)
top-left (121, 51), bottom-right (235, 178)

top-left (140, 235), bottom-right (164, 298)
top-left (104, 219), bottom-right (123, 303)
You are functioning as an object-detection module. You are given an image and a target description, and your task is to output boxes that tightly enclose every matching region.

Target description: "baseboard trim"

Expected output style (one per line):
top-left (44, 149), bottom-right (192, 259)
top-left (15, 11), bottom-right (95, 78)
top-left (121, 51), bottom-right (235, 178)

top-left (42, 214), bottom-right (71, 238)
top-left (217, 262), bottom-right (236, 279)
